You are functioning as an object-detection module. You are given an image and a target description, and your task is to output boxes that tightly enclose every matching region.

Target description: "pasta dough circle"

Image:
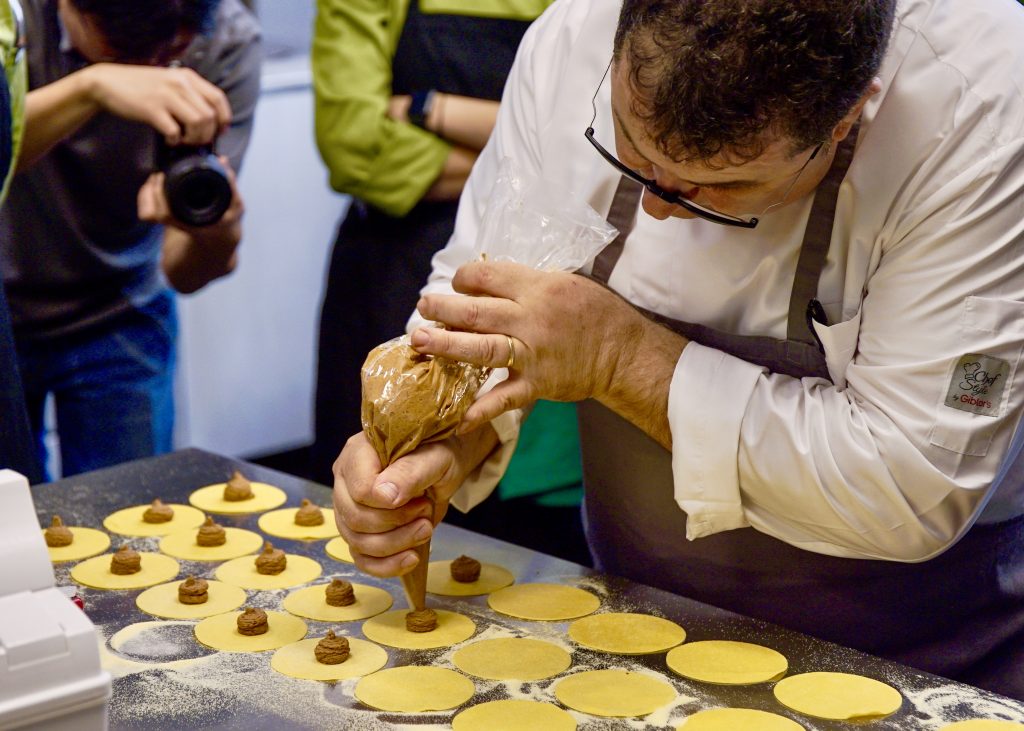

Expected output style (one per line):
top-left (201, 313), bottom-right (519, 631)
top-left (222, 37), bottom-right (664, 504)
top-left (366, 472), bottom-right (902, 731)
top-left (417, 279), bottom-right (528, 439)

top-left (135, 579), bottom-right (247, 619)
top-left (666, 640), bottom-right (788, 684)
top-left (452, 637), bottom-right (570, 681)
top-left (281, 582), bottom-right (393, 622)
top-left (773, 672), bottom-right (902, 720)
top-left (554, 669), bottom-right (677, 717)
top-left (194, 610), bottom-right (307, 652)
top-left (70, 552), bottom-right (179, 590)
top-left (426, 560), bottom-right (514, 596)
top-left (940, 723), bottom-right (1024, 730)
top-left (325, 536), bottom-right (354, 563)
top-left (159, 527), bottom-right (263, 561)
top-left (677, 708), bottom-right (805, 730)
top-left (189, 482), bottom-right (287, 514)
top-left (488, 583), bottom-right (600, 621)
top-left (569, 612), bottom-right (685, 654)
top-left (453, 700), bottom-right (577, 731)
top-left (214, 553), bottom-right (322, 590)
top-left (43, 527), bottom-right (110, 563)
top-left (362, 609), bottom-right (475, 650)
top-left (270, 636), bottom-right (388, 680)
top-left (259, 507), bottom-right (339, 541)
top-left (103, 504), bottom-right (206, 537)
top-left (355, 666), bottom-right (474, 712)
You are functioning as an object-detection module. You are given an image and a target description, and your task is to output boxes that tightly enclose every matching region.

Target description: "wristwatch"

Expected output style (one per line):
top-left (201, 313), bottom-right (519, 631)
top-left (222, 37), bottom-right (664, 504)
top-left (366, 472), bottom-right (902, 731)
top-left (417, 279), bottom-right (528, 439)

top-left (408, 89), bottom-right (437, 129)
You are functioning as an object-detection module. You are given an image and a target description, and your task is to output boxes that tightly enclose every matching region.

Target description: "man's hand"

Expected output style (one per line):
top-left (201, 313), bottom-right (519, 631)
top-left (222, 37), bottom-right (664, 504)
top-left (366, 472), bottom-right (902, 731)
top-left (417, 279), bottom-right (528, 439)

top-left (412, 260), bottom-right (687, 447)
top-left (87, 64), bottom-right (231, 146)
top-left (332, 426), bottom-right (499, 578)
top-left (141, 156), bottom-right (245, 293)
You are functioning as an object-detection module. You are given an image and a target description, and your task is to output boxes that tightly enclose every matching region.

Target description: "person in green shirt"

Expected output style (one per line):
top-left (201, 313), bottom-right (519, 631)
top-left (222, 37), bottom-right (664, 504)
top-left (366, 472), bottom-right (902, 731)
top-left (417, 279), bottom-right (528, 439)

top-left (311, 0), bottom-right (590, 565)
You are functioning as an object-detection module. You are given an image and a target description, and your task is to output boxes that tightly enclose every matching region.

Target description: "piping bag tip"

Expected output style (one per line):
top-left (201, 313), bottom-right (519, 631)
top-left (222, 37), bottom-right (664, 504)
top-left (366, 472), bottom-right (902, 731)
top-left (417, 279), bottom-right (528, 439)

top-left (400, 540), bottom-right (431, 611)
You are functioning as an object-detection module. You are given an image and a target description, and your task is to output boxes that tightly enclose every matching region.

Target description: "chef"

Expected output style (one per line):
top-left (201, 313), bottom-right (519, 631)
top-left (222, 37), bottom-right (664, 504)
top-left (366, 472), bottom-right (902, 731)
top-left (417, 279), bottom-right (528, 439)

top-left (333, 0), bottom-right (1024, 699)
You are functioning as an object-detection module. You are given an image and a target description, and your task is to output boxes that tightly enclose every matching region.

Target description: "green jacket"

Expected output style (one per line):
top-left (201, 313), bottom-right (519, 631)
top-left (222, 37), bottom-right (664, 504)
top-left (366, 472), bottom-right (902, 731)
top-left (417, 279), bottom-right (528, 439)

top-left (312, 0), bottom-right (552, 216)
top-left (0, 0), bottom-right (25, 202)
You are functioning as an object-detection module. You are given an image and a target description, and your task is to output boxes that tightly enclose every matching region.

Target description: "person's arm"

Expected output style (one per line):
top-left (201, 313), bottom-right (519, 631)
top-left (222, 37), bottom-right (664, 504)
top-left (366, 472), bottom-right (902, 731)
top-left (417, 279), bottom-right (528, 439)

top-left (312, 0), bottom-right (452, 216)
top-left (153, 6), bottom-right (261, 293)
top-left (19, 64), bottom-right (231, 170)
top-left (389, 93), bottom-right (499, 153)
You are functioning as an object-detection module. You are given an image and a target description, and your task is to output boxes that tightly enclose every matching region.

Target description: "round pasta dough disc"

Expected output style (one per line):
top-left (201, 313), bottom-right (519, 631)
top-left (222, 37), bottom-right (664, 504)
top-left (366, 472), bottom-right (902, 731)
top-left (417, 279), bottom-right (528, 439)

top-left (271, 636), bottom-right (388, 681)
top-left (136, 579), bottom-right (247, 619)
top-left (554, 669), bottom-right (677, 717)
top-left (678, 708), bottom-right (805, 730)
top-left (362, 609), bottom-right (475, 650)
top-left (773, 672), bottom-right (902, 720)
top-left (941, 723), bottom-right (1024, 730)
top-left (194, 610), bottom-right (307, 652)
top-left (426, 560), bottom-right (514, 596)
top-left (488, 583), bottom-right (600, 621)
top-left (103, 504), bottom-right (205, 537)
top-left (43, 527), bottom-right (110, 563)
top-left (282, 582), bottom-right (393, 622)
top-left (214, 553), bottom-right (322, 590)
top-left (666, 640), bottom-right (788, 684)
top-left (189, 482), bottom-right (287, 514)
top-left (159, 527), bottom-right (263, 561)
top-left (452, 637), bottom-right (570, 681)
top-left (70, 552), bottom-right (180, 590)
top-left (325, 536), bottom-right (354, 563)
top-left (355, 666), bottom-right (474, 712)
top-left (259, 507), bottom-right (339, 541)
top-left (454, 700), bottom-right (577, 731)
top-left (569, 612), bottom-right (685, 654)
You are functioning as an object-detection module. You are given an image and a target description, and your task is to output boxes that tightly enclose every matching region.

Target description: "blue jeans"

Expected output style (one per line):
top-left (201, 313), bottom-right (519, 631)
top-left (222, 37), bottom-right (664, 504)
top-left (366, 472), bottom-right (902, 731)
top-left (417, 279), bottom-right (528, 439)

top-left (16, 291), bottom-right (177, 479)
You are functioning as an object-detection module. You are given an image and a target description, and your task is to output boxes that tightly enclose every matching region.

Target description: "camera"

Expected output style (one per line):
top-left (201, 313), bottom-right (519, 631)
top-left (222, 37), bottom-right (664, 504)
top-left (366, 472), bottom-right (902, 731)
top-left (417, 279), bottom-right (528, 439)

top-left (155, 140), bottom-right (232, 227)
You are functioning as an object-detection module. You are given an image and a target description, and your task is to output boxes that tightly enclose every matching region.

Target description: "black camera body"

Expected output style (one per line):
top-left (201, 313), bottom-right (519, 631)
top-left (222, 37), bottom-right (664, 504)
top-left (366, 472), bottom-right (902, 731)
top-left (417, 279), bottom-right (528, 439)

top-left (155, 141), bottom-right (232, 227)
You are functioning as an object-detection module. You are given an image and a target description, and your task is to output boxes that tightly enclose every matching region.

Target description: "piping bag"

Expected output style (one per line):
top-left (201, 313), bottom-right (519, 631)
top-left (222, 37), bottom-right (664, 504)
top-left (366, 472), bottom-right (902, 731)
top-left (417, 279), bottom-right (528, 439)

top-left (358, 157), bottom-right (618, 610)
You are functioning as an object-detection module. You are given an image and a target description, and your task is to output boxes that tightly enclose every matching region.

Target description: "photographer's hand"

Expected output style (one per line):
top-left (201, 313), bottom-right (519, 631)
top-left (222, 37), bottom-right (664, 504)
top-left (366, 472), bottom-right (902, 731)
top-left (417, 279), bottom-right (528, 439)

top-left (20, 64), bottom-right (231, 169)
top-left (139, 156), bottom-right (245, 294)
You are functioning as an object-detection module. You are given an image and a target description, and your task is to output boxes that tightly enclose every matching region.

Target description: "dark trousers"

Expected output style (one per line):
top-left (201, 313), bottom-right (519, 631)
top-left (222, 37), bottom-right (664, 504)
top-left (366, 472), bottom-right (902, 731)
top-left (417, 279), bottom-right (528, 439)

top-left (0, 280), bottom-right (41, 483)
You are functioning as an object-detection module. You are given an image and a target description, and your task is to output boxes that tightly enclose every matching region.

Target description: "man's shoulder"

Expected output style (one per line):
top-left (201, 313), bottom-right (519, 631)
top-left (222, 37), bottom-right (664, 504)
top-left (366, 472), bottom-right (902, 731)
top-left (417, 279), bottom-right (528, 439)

top-left (184, 0), bottom-right (261, 72)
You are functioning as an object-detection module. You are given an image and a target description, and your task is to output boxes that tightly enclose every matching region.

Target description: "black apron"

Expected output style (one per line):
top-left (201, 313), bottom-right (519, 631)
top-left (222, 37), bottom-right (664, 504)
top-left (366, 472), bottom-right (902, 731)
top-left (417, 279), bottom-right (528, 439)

top-left (581, 128), bottom-right (1024, 699)
top-left (312, 1), bottom-right (535, 482)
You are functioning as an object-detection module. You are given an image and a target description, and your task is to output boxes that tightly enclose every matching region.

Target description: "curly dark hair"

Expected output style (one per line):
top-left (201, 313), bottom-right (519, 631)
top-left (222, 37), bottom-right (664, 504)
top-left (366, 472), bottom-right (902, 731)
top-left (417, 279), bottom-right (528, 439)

top-left (613, 0), bottom-right (896, 165)
top-left (68, 0), bottom-right (221, 63)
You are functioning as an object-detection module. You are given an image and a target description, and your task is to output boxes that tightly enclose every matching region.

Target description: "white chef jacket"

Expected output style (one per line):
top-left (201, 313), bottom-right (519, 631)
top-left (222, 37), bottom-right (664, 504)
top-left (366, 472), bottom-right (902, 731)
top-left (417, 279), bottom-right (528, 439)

top-left (414, 0), bottom-right (1024, 561)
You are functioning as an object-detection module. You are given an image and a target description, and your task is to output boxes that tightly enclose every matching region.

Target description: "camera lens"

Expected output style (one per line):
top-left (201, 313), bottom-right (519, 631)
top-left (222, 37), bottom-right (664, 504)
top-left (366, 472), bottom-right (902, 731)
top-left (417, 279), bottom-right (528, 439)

top-left (162, 153), bottom-right (232, 227)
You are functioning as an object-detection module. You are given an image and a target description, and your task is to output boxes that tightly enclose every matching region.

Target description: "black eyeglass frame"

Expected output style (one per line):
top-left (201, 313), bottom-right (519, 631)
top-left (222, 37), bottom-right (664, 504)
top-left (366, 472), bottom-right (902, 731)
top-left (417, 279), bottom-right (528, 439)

top-left (584, 64), bottom-right (823, 229)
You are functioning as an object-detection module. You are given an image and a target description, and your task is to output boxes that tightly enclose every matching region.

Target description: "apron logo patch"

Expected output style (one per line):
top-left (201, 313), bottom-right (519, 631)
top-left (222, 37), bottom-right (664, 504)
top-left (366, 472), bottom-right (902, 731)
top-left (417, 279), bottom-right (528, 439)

top-left (944, 353), bottom-right (1009, 417)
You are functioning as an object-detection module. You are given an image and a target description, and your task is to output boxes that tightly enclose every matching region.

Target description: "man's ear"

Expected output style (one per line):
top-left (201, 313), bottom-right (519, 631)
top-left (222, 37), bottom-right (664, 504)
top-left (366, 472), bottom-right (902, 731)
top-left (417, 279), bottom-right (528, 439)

top-left (832, 77), bottom-right (882, 143)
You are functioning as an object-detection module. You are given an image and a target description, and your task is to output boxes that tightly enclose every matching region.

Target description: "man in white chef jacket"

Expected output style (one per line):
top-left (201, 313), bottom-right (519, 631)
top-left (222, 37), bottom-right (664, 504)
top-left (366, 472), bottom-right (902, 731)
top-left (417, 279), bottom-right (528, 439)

top-left (332, 0), bottom-right (1024, 698)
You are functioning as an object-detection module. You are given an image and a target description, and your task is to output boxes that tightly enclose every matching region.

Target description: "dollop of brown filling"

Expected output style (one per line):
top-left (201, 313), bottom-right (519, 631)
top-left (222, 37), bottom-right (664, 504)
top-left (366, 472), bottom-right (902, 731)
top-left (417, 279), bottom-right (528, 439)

top-left (294, 498), bottom-right (325, 527)
top-left (405, 608), bottom-right (438, 633)
top-left (196, 516), bottom-right (227, 547)
top-left (223, 470), bottom-right (254, 501)
top-left (255, 541), bottom-right (287, 575)
top-left (142, 498), bottom-right (174, 523)
top-left (450, 554), bottom-right (482, 583)
top-left (178, 576), bottom-right (209, 605)
top-left (325, 578), bottom-right (355, 607)
top-left (236, 606), bottom-right (269, 636)
top-left (44, 515), bottom-right (74, 547)
top-left (110, 545), bottom-right (142, 575)
top-left (314, 630), bottom-right (351, 665)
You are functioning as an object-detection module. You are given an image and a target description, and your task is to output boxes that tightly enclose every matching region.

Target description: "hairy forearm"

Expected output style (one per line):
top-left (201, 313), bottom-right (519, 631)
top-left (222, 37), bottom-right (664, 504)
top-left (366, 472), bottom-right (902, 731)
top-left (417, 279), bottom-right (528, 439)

top-left (598, 312), bottom-right (688, 451)
top-left (20, 68), bottom-right (101, 169)
top-left (161, 222), bottom-right (241, 294)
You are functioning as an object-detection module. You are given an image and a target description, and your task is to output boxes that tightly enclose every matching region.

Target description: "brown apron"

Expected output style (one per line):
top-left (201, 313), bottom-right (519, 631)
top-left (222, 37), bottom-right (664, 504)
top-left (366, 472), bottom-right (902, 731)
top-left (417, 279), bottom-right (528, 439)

top-left (580, 129), bottom-right (1024, 698)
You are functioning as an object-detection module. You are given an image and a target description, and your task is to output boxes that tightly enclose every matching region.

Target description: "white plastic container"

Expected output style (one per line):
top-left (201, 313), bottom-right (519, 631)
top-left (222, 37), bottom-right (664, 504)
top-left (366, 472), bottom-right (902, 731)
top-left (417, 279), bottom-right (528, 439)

top-left (0, 469), bottom-right (110, 730)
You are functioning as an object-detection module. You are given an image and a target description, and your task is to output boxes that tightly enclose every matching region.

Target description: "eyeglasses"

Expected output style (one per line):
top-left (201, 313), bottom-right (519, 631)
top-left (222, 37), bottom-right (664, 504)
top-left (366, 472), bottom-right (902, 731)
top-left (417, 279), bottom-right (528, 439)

top-left (584, 63), bottom-right (823, 229)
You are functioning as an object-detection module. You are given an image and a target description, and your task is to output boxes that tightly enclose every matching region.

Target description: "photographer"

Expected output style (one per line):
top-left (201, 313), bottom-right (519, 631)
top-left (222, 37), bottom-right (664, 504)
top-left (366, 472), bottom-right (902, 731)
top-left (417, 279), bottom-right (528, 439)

top-left (0, 0), bottom-right (260, 477)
